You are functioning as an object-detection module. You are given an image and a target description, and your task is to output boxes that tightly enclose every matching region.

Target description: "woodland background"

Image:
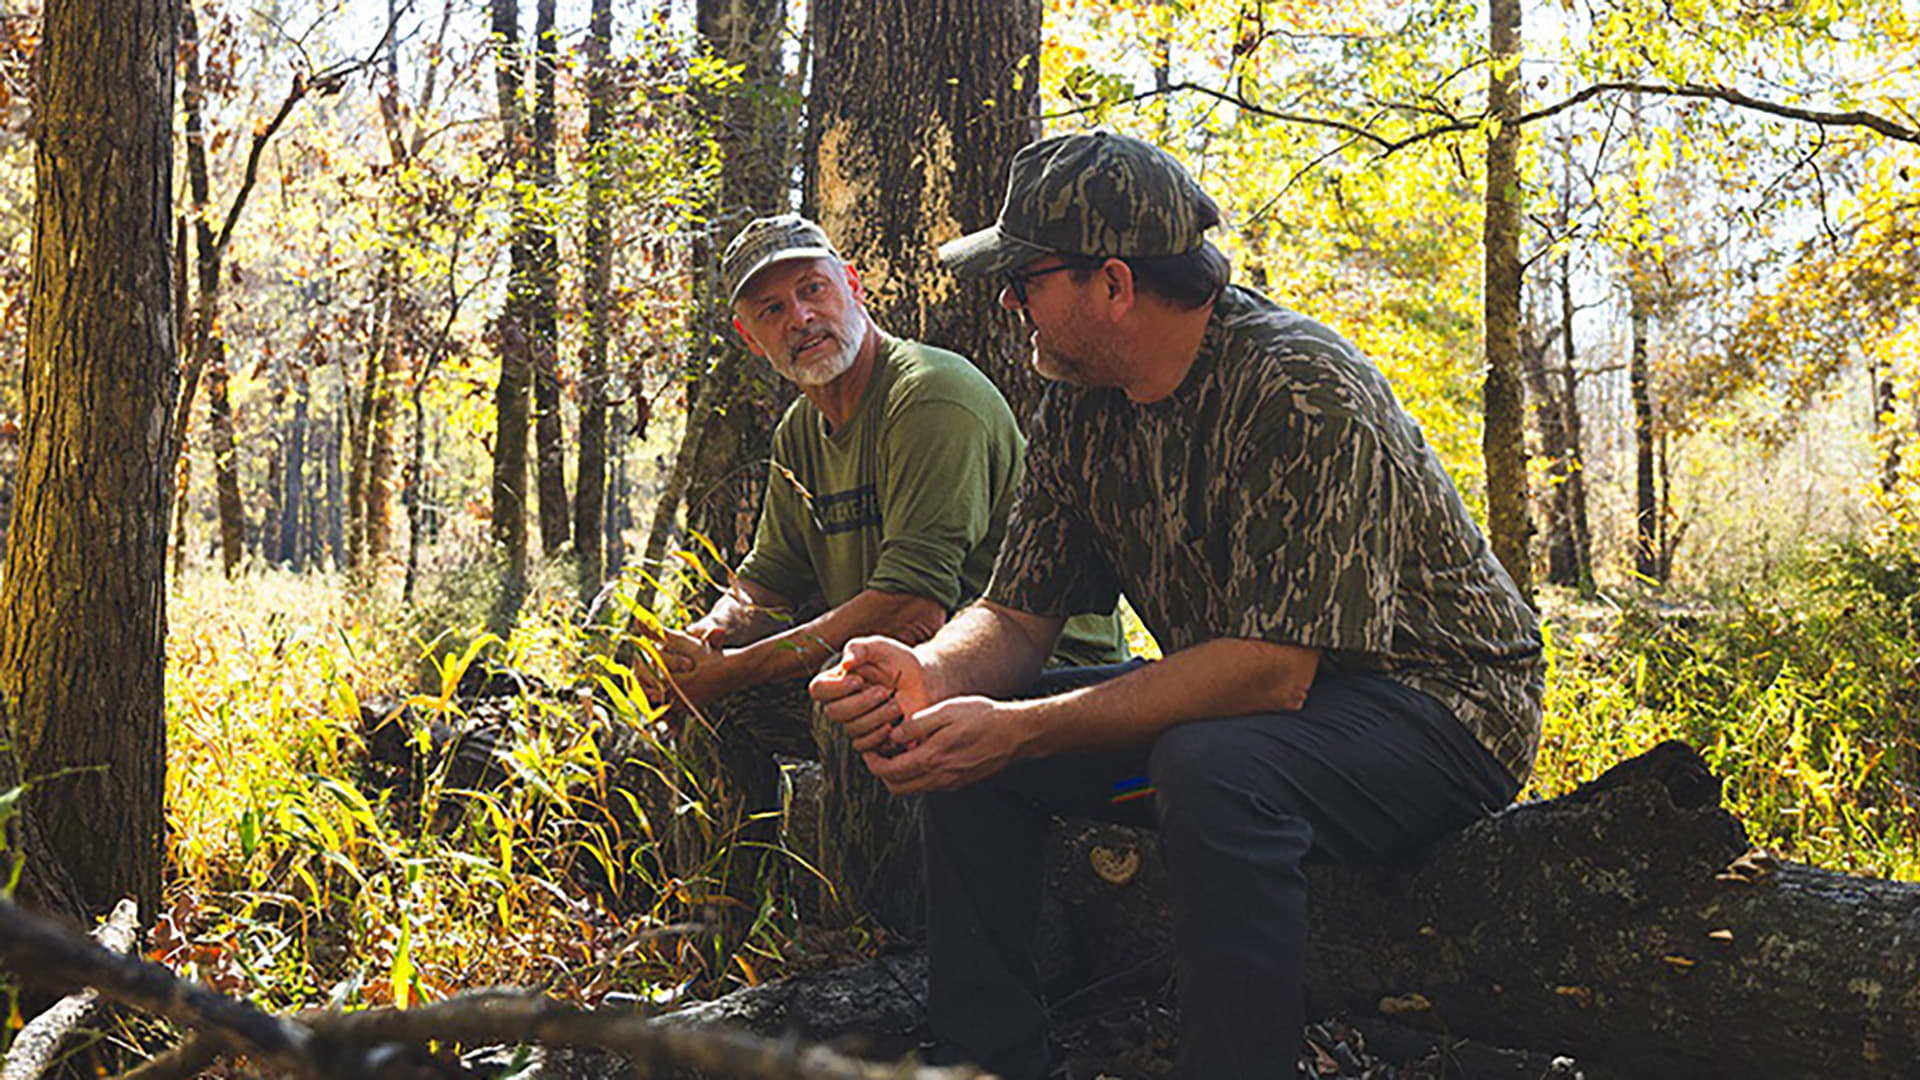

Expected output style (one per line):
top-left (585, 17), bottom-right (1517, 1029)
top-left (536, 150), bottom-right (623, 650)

top-left (0, 0), bottom-right (1915, 1060)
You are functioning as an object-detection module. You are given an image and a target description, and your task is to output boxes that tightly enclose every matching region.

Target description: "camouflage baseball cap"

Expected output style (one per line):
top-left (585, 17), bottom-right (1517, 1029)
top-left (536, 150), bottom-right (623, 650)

top-left (938, 130), bottom-right (1222, 278)
top-left (721, 214), bottom-right (841, 303)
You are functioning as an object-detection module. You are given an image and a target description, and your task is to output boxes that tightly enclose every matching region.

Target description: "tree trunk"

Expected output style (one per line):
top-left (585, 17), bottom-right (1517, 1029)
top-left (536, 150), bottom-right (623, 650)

top-left (791, 0), bottom-right (1043, 932)
top-left (1480, 0), bottom-right (1531, 601)
top-left (1556, 246), bottom-right (1593, 589)
top-left (640, 0), bottom-right (793, 607)
top-left (1630, 268), bottom-right (1658, 583)
top-left (573, 0), bottom-right (614, 602)
top-left (364, 262), bottom-right (405, 572)
top-left (529, 0), bottom-right (569, 560)
top-left (1, 0), bottom-right (176, 918)
top-left (279, 378), bottom-right (307, 567)
top-left (209, 344), bottom-right (244, 575)
top-left (803, 0), bottom-right (1043, 421)
top-left (490, 0), bottom-right (533, 623)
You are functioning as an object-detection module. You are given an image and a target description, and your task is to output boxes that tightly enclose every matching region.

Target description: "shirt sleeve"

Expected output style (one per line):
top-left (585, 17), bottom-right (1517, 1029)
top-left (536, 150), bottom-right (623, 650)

top-left (984, 394), bottom-right (1122, 618)
top-left (735, 426), bottom-right (816, 604)
top-left (864, 400), bottom-right (1003, 609)
top-left (1224, 407), bottom-right (1399, 652)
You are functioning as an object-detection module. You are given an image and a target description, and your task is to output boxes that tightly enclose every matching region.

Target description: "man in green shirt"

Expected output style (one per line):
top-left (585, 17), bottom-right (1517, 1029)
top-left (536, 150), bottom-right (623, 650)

top-left (813, 134), bottom-right (1543, 1078)
top-left (654, 215), bottom-right (1125, 916)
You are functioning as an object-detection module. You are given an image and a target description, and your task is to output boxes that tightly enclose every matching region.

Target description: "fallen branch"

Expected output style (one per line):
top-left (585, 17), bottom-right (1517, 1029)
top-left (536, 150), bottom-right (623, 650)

top-left (0, 900), bottom-right (984, 1080)
top-left (1, 898), bottom-right (141, 1080)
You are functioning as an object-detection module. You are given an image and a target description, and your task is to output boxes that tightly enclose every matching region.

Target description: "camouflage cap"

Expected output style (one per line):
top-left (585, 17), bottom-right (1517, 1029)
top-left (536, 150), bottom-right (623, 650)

top-left (722, 214), bottom-right (841, 303)
top-left (938, 130), bottom-right (1222, 279)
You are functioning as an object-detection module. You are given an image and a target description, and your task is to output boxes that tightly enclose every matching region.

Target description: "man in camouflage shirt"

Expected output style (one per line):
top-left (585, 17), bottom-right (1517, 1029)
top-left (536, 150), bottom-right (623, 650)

top-left (812, 132), bottom-right (1543, 1079)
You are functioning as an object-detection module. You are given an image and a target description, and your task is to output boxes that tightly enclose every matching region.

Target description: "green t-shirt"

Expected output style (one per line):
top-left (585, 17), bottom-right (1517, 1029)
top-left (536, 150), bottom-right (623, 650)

top-left (737, 333), bottom-right (1125, 668)
top-left (985, 287), bottom-right (1544, 783)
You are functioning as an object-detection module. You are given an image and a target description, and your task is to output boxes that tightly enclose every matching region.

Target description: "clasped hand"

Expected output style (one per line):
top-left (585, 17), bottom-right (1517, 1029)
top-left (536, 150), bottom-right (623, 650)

top-left (635, 624), bottom-right (732, 714)
top-left (809, 636), bottom-right (1024, 795)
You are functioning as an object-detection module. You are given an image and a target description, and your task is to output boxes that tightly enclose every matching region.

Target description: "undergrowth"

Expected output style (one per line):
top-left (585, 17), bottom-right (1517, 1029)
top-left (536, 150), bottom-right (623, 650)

top-left (1530, 532), bottom-right (1920, 880)
top-left (163, 559), bottom-right (812, 1013)
top-left (158, 530), bottom-right (1920, 1017)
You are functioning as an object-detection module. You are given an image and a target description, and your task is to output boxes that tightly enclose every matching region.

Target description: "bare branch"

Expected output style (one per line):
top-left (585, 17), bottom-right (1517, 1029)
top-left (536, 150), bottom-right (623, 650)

top-left (1521, 81), bottom-right (1920, 144)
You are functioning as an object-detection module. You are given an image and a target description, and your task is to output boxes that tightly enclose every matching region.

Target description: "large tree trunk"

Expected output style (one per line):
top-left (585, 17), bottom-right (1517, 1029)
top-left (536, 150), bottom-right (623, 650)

top-left (573, 0), bottom-right (614, 602)
top-left (1480, 0), bottom-right (1531, 601)
top-left (803, 0), bottom-right (1043, 420)
top-left (490, 0), bottom-right (534, 624)
top-left (792, 0), bottom-right (1042, 933)
top-left (1, 0), bottom-right (176, 918)
top-left (751, 743), bottom-right (1920, 1078)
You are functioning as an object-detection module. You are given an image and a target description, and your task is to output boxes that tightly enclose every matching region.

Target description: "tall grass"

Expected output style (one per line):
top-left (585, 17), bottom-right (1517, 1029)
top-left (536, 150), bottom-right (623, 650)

top-left (163, 563), bottom-right (795, 1011)
top-left (1530, 535), bottom-right (1920, 880)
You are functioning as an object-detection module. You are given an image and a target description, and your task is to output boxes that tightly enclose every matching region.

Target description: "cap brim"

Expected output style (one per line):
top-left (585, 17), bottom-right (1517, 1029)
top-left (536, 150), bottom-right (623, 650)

top-left (937, 225), bottom-right (1052, 279)
top-left (729, 246), bottom-right (839, 303)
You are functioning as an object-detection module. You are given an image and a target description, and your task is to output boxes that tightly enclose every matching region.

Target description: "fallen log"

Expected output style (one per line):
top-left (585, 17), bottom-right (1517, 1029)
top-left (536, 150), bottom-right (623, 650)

top-left (752, 741), bottom-right (1917, 1077)
top-left (1037, 739), bottom-right (1920, 1078)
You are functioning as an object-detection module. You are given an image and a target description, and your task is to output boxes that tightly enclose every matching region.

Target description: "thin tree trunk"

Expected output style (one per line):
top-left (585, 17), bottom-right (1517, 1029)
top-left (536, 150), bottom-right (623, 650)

top-left (641, 0), bottom-right (792, 607)
top-left (1481, 0), bottom-right (1531, 600)
top-left (530, 0), bottom-right (569, 558)
top-left (1558, 249), bottom-right (1593, 590)
top-left (1, 0), bottom-right (177, 918)
top-left (327, 383), bottom-right (346, 569)
top-left (280, 380), bottom-right (307, 566)
top-left (209, 344), bottom-right (244, 575)
top-left (490, 0), bottom-right (532, 623)
top-left (573, 0), bottom-right (614, 602)
top-left (365, 264), bottom-right (405, 570)
top-left (1630, 269), bottom-right (1658, 583)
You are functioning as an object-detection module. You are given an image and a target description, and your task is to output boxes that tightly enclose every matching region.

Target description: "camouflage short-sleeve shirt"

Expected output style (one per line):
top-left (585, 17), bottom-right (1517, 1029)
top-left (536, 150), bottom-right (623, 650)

top-left (984, 286), bottom-right (1545, 783)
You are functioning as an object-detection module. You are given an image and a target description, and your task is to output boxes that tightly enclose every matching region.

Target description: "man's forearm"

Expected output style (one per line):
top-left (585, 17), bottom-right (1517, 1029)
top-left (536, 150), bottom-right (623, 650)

top-left (727, 588), bottom-right (947, 687)
top-left (913, 601), bottom-right (1063, 703)
top-left (1009, 637), bottom-right (1319, 759)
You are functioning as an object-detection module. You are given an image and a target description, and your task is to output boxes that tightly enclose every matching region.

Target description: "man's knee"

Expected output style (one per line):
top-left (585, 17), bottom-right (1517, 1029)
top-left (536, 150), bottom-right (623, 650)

top-left (1148, 721), bottom-right (1277, 823)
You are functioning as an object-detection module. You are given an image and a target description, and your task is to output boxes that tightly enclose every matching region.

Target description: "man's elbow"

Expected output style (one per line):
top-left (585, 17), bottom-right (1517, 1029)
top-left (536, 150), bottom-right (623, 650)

top-left (882, 595), bottom-right (949, 645)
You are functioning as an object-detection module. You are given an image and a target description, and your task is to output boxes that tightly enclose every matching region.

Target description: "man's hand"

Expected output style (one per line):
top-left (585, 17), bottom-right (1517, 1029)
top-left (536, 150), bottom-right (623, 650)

top-left (862, 695), bottom-right (1025, 795)
top-left (810, 636), bottom-right (930, 754)
top-left (655, 626), bottom-right (737, 709)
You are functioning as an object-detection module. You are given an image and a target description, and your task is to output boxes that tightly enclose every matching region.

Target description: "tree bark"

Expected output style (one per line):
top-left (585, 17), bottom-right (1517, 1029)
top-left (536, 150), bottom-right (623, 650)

top-left (530, 0), bottom-right (569, 559)
top-left (278, 377), bottom-right (307, 567)
top-left (1630, 265), bottom-right (1658, 583)
top-left (1481, 0), bottom-right (1531, 600)
top-left (766, 743), bottom-right (1920, 1079)
top-left (639, 0), bottom-right (793, 608)
top-left (1, 0), bottom-right (176, 918)
top-left (573, 0), bottom-right (614, 602)
top-left (490, 0), bottom-right (533, 623)
top-left (803, 0), bottom-right (1043, 420)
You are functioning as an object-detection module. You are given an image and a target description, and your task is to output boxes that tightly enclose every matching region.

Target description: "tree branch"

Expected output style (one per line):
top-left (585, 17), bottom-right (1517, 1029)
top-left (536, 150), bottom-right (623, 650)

top-left (1037, 76), bottom-right (1919, 166)
top-left (0, 901), bottom-right (983, 1080)
top-left (1, 899), bottom-right (140, 1080)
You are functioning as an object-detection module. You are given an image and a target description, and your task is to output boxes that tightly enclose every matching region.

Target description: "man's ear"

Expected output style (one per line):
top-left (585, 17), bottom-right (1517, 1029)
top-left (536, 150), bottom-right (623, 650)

top-left (733, 315), bottom-right (768, 358)
top-left (1101, 258), bottom-right (1136, 319)
top-left (844, 263), bottom-right (866, 302)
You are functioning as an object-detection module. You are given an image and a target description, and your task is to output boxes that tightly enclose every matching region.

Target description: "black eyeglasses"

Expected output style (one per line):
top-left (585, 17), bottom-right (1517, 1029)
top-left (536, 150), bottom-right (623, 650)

top-left (1002, 261), bottom-right (1086, 306)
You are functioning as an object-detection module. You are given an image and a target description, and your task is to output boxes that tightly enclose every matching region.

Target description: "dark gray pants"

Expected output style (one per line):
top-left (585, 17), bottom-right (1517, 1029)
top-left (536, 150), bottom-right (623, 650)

top-left (922, 662), bottom-right (1519, 1080)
